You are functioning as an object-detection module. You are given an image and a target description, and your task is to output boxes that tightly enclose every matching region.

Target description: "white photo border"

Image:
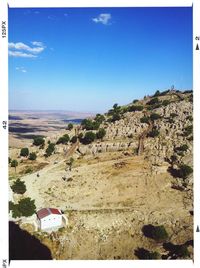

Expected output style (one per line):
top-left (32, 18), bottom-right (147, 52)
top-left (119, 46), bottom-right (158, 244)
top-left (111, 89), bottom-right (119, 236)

top-left (0, 0), bottom-right (199, 268)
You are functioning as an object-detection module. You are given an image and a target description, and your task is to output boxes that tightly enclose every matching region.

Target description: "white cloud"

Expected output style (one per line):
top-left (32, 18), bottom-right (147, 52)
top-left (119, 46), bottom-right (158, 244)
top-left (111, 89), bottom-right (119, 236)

top-left (9, 51), bottom-right (37, 58)
top-left (31, 41), bottom-right (43, 47)
top-left (9, 41), bottom-right (45, 58)
top-left (92, 13), bottom-right (112, 25)
top-left (16, 67), bottom-right (27, 73)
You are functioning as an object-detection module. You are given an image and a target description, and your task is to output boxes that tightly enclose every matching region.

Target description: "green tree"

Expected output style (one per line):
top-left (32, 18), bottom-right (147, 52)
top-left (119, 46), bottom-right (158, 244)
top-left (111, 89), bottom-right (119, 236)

top-left (45, 143), bottom-right (55, 157)
top-left (179, 164), bottom-right (193, 179)
top-left (78, 133), bottom-right (83, 140)
top-left (57, 134), bottom-right (70, 144)
top-left (29, 152), bottom-right (37, 161)
top-left (95, 114), bottom-right (105, 124)
top-left (11, 204), bottom-right (22, 218)
top-left (67, 123), bottom-right (73, 130)
top-left (111, 113), bottom-right (121, 122)
top-left (33, 136), bottom-right (45, 146)
top-left (81, 131), bottom-right (96, 144)
top-left (81, 119), bottom-right (100, 130)
top-left (96, 128), bottom-right (106, 140)
top-left (153, 90), bottom-right (160, 97)
top-left (20, 147), bottom-right (29, 157)
top-left (18, 197), bottom-right (36, 217)
top-left (11, 159), bottom-right (18, 173)
top-left (11, 179), bottom-right (26, 194)
top-left (71, 136), bottom-right (78, 143)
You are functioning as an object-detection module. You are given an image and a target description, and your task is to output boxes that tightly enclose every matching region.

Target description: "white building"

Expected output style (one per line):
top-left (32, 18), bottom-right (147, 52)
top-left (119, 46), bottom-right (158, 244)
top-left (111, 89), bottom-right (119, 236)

top-left (36, 208), bottom-right (68, 231)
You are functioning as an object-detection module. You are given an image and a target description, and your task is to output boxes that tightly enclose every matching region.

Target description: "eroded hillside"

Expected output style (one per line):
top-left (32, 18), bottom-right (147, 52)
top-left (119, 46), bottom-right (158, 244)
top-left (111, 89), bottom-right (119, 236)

top-left (9, 89), bottom-right (193, 260)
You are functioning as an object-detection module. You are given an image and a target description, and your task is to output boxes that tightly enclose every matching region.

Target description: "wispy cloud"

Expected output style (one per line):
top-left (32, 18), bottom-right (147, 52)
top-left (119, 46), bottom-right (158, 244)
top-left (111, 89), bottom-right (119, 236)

top-left (9, 51), bottom-right (37, 58)
top-left (31, 41), bottom-right (44, 47)
top-left (48, 15), bottom-right (56, 20)
top-left (8, 41), bottom-right (45, 58)
top-left (92, 13), bottom-right (112, 25)
top-left (16, 67), bottom-right (27, 73)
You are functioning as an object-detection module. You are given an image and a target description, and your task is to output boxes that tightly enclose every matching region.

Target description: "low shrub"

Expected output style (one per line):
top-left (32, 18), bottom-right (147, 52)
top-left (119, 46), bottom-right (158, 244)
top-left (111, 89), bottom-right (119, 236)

top-left (179, 164), bottom-right (193, 179)
top-left (71, 136), bottom-right (78, 143)
top-left (142, 224), bottom-right (168, 242)
top-left (148, 129), bottom-right (160, 137)
top-left (29, 152), bottom-right (37, 161)
top-left (45, 143), bottom-right (55, 157)
top-left (150, 113), bottom-right (161, 121)
top-left (140, 116), bottom-right (149, 124)
top-left (20, 148), bottom-right (29, 157)
top-left (129, 105), bottom-right (143, 112)
top-left (33, 136), bottom-right (45, 146)
top-left (81, 131), bottom-right (96, 145)
top-left (57, 134), bottom-right (70, 144)
top-left (147, 97), bottom-right (159, 105)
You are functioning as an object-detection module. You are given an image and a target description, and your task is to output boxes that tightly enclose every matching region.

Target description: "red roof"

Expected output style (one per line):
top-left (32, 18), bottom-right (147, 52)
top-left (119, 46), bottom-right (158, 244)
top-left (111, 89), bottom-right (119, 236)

top-left (36, 208), bottom-right (62, 219)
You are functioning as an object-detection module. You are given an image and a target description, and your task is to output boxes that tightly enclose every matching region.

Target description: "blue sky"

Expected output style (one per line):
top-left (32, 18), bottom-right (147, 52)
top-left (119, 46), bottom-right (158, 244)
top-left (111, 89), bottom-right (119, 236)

top-left (9, 7), bottom-right (192, 112)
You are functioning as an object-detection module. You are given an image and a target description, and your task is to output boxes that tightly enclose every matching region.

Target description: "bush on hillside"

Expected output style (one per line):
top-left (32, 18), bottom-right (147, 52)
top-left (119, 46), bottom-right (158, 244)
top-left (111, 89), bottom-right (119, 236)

top-left (147, 97), bottom-right (159, 106)
top-left (153, 90), bottom-right (160, 97)
top-left (150, 113), bottom-right (161, 121)
top-left (183, 125), bottom-right (193, 136)
top-left (140, 116), bottom-right (149, 124)
top-left (128, 105), bottom-right (143, 112)
top-left (67, 123), bottom-right (73, 130)
top-left (17, 198), bottom-right (36, 217)
top-left (33, 136), bottom-right (45, 146)
top-left (148, 128), bottom-right (160, 138)
top-left (175, 144), bottom-right (188, 153)
top-left (20, 147), bottom-right (29, 157)
top-left (81, 119), bottom-right (100, 130)
top-left (162, 100), bottom-right (170, 106)
top-left (71, 135), bottom-right (78, 143)
top-left (11, 159), bottom-right (18, 172)
top-left (56, 134), bottom-right (70, 144)
top-left (45, 143), bottom-right (55, 157)
top-left (96, 128), bottom-right (106, 140)
top-left (178, 164), bottom-right (193, 179)
top-left (11, 179), bottom-right (26, 194)
top-left (81, 131), bottom-right (96, 145)
top-left (134, 248), bottom-right (160, 260)
top-left (29, 152), bottom-right (37, 161)
top-left (94, 114), bottom-right (105, 124)
top-left (142, 224), bottom-right (168, 242)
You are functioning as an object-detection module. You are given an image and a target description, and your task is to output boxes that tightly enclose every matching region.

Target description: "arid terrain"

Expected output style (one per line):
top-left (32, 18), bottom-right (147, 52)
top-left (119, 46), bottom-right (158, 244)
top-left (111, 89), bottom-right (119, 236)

top-left (9, 90), bottom-right (193, 260)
